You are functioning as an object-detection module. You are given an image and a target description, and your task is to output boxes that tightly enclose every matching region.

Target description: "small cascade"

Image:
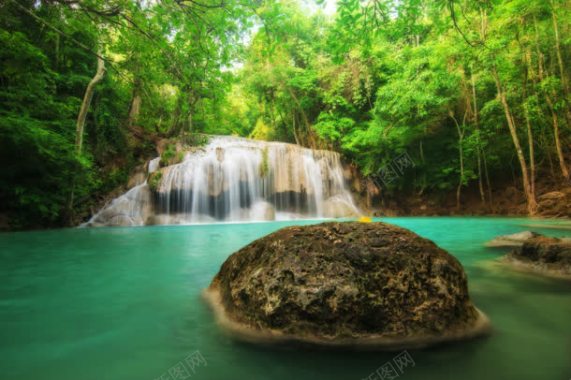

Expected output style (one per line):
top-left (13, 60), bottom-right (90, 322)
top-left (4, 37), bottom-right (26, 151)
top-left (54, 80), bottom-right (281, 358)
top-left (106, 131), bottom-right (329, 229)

top-left (86, 136), bottom-right (359, 226)
top-left (85, 178), bottom-right (154, 228)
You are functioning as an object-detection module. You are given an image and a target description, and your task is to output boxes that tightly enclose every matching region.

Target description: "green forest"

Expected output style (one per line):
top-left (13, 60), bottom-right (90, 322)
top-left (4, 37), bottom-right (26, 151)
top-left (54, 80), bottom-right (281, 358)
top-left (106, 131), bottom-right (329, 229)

top-left (1, 0), bottom-right (570, 229)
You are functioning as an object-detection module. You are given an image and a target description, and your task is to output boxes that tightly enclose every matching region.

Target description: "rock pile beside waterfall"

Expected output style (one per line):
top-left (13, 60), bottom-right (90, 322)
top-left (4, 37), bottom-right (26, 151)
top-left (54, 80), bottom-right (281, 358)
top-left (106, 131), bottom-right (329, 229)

top-left (85, 136), bottom-right (360, 227)
top-left (204, 222), bottom-right (490, 349)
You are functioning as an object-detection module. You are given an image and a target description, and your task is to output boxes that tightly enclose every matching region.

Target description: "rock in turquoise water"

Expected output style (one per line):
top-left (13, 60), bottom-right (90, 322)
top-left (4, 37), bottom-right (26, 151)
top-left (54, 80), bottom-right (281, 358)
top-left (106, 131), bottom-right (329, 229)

top-left (485, 231), bottom-right (541, 248)
top-left (504, 236), bottom-right (571, 280)
top-left (204, 222), bottom-right (490, 349)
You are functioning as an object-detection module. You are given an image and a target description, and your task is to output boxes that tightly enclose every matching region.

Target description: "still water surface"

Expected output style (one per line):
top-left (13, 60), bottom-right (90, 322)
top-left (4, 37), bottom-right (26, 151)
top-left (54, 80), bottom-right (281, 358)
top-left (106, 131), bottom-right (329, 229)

top-left (0, 217), bottom-right (570, 380)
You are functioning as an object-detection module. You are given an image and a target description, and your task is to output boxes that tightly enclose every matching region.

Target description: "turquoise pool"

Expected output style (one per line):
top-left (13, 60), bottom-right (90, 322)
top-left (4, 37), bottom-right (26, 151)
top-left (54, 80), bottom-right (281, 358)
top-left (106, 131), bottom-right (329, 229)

top-left (0, 218), bottom-right (570, 380)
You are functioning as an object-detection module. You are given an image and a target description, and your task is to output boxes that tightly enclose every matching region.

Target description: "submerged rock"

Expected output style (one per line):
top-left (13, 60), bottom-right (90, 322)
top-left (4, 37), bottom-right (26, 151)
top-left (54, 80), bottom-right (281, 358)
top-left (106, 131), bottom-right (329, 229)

top-left (204, 222), bottom-right (490, 349)
top-left (504, 236), bottom-right (571, 280)
top-left (485, 231), bottom-right (541, 248)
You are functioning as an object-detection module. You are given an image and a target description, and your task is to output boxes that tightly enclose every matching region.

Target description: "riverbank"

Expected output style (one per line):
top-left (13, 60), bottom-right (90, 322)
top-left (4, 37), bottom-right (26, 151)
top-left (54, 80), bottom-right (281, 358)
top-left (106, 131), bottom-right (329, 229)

top-left (368, 185), bottom-right (571, 219)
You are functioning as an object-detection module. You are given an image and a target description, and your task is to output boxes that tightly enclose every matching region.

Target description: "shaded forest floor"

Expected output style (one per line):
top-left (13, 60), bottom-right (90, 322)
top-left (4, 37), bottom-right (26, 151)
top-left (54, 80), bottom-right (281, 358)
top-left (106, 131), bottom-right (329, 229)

top-left (374, 180), bottom-right (571, 219)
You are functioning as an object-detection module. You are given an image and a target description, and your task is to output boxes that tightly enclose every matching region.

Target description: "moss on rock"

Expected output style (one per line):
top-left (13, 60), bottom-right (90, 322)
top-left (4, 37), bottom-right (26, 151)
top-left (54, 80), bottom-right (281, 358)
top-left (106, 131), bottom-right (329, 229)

top-left (148, 170), bottom-right (162, 192)
top-left (205, 221), bottom-right (490, 349)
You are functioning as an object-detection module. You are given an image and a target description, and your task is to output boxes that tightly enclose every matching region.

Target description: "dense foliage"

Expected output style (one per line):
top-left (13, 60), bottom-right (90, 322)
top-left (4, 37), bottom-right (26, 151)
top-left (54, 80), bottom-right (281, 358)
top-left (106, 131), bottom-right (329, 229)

top-left (235, 0), bottom-right (571, 214)
top-left (0, 0), bottom-right (250, 228)
top-left (0, 0), bottom-right (570, 228)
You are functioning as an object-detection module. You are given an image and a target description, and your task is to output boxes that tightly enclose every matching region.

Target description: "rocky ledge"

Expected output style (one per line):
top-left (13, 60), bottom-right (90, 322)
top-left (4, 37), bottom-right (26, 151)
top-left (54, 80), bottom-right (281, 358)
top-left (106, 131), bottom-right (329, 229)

top-left (204, 222), bottom-right (490, 349)
top-left (485, 231), bottom-right (542, 248)
top-left (503, 236), bottom-right (571, 280)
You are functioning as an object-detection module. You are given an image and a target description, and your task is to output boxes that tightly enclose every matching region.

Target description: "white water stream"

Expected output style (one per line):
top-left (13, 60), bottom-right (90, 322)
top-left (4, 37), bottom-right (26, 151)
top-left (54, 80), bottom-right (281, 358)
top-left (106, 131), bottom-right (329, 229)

top-left (86, 136), bottom-right (359, 226)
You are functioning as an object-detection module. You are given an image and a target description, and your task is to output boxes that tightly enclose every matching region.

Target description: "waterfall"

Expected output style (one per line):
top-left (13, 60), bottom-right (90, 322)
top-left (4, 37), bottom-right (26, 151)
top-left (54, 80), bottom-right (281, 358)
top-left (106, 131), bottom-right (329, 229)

top-left (85, 136), bottom-right (359, 226)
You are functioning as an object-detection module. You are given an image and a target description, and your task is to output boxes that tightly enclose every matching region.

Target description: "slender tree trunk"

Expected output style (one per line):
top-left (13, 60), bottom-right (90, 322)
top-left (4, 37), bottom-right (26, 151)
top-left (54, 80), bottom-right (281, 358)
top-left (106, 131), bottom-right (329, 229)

top-left (156, 116), bottom-right (162, 133)
top-left (492, 66), bottom-right (537, 214)
top-left (449, 111), bottom-right (465, 210)
top-left (187, 111), bottom-right (193, 134)
top-left (533, 12), bottom-right (570, 180)
top-left (55, 33), bottom-right (60, 70)
top-left (185, 91), bottom-right (197, 134)
top-left (522, 49), bottom-right (537, 202)
top-left (418, 140), bottom-right (426, 195)
top-left (470, 68), bottom-right (486, 204)
top-left (476, 148), bottom-right (485, 202)
top-left (128, 78), bottom-right (142, 129)
top-left (524, 104), bottom-right (536, 200)
top-left (545, 96), bottom-right (570, 179)
top-left (551, 0), bottom-right (570, 97)
top-left (545, 130), bottom-right (557, 178)
top-left (287, 88), bottom-right (311, 146)
top-left (479, 8), bottom-right (488, 40)
top-left (128, 94), bottom-right (142, 127)
top-left (533, 16), bottom-right (545, 80)
top-left (482, 147), bottom-right (493, 205)
top-left (170, 92), bottom-right (184, 136)
top-left (68, 53), bottom-right (106, 221)
top-left (456, 130), bottom-right (464, 210)
top-left (75, 54), bottom-right (106, 155)
top-left (292, 113), bottom-right (300, 145)
top-left (269, 100), bottom-right (277, 133)
top-left (170, 86), bottom-right (197, 137)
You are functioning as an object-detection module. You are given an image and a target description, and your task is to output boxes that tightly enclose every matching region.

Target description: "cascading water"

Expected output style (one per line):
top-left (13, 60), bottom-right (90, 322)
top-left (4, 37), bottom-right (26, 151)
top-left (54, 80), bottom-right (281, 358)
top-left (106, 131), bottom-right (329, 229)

top-left (86, 136), bottom-right (359, 227)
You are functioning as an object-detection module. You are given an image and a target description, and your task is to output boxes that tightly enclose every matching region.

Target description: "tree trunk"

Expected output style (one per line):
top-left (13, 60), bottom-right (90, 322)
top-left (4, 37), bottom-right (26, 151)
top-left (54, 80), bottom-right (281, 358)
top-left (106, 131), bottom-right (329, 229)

top-left (55, 33), bottom-right (60, 70)
top-left (545, 96), bottom-right (570, 180)
top-left (522, 49), bottom-right (537, 202)
top-left (75, 54), bottom-right (106, 155)
top-left (533, 15), bottom-right (570, 180)
top-left (535, 9), bottom-right (570, 180)
top-left (417, 140), bottom-right (426, 196)
top-left (492, 67), bottom-right (537, 214)
top-left (128, 78), bottom-right (142, 129)
top-left (449, 111), bottom-right (465, 210)
top-left (523, 104), bottom-right (536, 200)
top-left (533, 16), bottom-right (545, 80)
top-left (186, 91), bottom-right (197, 134)
top-left (482, 147), bottom-right (493, 205)
top-left (292, 113), bottom-right (300, 145)
top-left (540, 127), bottom-right (557, 177)
top-left (170, 92), bottom-right (184, 136)
top-left (68, 53), bottom-right (106, 221)
top-left (551, 0), bottom-right (570, 97)
top-left (470, 68), bottom-right (486, 204)
top-left (128, 94), bottom-right (142, 127)
top-left (288, 88), bottom-right (311, 146)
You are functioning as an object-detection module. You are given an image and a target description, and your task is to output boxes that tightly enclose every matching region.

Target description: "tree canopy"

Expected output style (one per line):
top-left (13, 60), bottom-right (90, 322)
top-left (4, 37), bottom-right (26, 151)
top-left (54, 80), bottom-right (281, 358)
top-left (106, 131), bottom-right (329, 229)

top-left (1, 0), bottom-right (570, 228)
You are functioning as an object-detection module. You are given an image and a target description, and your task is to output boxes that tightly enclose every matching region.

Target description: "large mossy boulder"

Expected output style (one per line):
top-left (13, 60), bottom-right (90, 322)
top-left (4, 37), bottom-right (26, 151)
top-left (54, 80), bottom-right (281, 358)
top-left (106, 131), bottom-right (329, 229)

top-left (204, 222), bottom-right (490, 349)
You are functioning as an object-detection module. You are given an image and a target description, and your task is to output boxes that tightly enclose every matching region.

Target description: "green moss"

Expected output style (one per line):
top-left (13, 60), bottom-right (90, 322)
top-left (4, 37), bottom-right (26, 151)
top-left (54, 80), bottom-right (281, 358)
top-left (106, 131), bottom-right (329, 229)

top-left (160, 143), bottom-right (188, 168)
top-left (259, 148), bottom-right (269, 178)
top-left (148, 170), bottom-right (162, 192)
top-left (181, 133), bottom-right (209, 147)
top-left (175, 151), bottom-right (185, 164)
top-left (160, 144), bottom-right (176, 167)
